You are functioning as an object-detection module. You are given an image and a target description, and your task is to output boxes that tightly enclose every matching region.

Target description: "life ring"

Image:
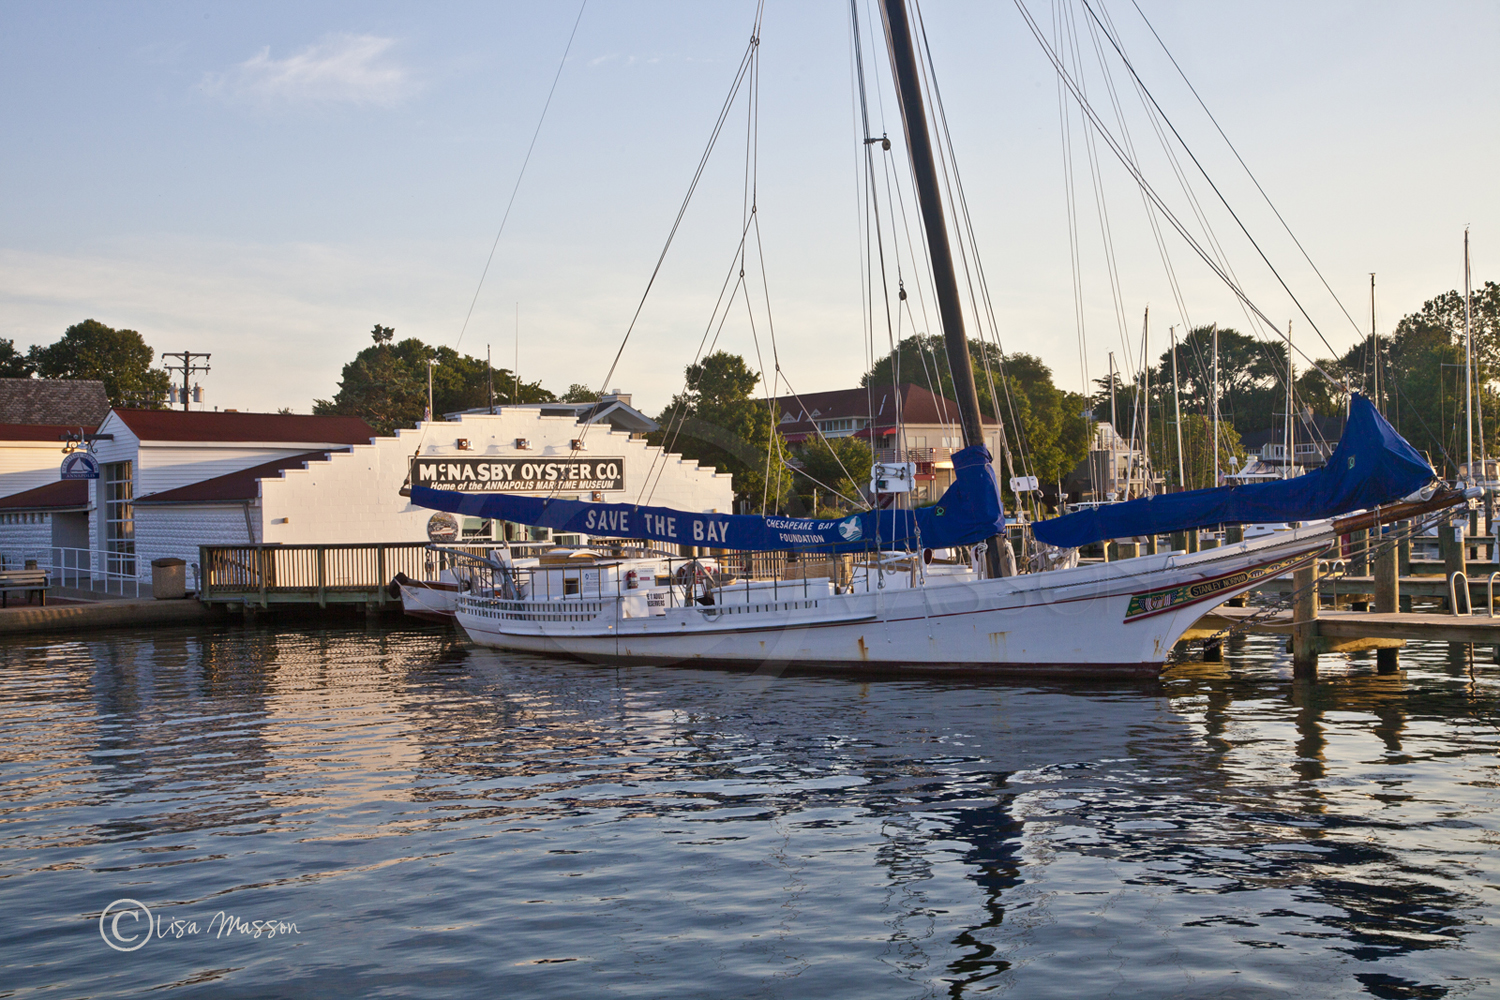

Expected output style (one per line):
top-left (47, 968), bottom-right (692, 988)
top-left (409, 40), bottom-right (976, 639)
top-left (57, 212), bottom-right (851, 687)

top-left (674, 560), bottom-right (711, 588)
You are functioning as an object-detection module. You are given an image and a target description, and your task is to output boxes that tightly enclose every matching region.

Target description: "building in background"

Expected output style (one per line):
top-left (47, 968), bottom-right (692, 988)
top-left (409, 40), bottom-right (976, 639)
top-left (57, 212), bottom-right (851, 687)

top-left (0, 399), bottom-right (729, 592)
top-left (772, 384), bottom-right (1003, 502)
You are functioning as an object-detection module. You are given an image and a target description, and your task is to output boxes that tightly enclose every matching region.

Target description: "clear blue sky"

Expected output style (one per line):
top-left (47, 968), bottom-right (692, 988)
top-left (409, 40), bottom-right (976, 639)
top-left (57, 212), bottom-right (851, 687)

top-left (1, 1), bottom-right (1496, 416)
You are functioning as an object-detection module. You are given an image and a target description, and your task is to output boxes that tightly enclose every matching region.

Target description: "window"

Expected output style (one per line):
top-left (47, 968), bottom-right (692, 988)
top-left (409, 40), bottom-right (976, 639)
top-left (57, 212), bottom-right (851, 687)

top-left (103, 461), bottom-right (134, 576)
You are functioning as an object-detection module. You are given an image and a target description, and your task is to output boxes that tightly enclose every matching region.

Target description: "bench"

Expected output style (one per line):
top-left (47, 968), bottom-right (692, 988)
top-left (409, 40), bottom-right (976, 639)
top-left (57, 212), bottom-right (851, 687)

top-left (0, 569), bottom-right (48, 607)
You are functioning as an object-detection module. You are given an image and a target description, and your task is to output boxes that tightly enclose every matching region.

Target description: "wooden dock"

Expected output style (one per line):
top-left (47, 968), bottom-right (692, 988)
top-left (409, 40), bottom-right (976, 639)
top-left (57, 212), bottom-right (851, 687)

top-left (1189, 604), bottom-right (1500, 647)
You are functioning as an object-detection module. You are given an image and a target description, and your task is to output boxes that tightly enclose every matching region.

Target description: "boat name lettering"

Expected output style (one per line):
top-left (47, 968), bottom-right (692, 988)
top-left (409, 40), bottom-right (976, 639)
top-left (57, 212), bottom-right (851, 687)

top-left (410, 457), bottom-right (624, 493)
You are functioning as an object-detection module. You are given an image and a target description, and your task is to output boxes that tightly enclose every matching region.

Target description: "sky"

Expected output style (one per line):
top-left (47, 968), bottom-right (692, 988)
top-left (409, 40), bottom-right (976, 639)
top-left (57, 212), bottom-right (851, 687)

top-left (1, 0), bottom-right (1497, 418)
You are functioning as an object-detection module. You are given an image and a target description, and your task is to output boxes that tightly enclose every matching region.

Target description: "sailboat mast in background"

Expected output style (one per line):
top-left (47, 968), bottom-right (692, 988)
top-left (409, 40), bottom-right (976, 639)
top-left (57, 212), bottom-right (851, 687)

top-left (1212, 324), bottom-right (1220, 487)
top-left (1465, 230), bottom-right (1474, 484)
top-left (1171, 326), bottom-right (1185, 490)
top-left (878, 0), bottom-right (1005, 574)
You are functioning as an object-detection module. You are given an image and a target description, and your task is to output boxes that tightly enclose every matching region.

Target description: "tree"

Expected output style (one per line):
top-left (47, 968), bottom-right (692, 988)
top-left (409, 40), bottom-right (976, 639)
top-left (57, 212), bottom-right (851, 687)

top-left (650, 351), bottom-right (790, 509)
top-left (314, 324), bottom-right (555, 436)
top-left (1378, 281), bottom-right (1500, 475)
top-left (559, 384), bottom-right (596, 403)
top-left (28, 320), bottom-right (169, 408)
top-left (864, 337), bottom-right (1090, 504)
top-left (793, 435), bottom-right (872, 516)
top-left (0, 338), bottom-right (32, 378)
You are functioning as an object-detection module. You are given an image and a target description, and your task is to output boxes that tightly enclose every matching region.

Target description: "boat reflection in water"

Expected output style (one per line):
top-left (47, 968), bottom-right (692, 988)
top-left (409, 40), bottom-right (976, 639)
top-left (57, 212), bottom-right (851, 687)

top-left (0, 624), bottom-right (1493, 998)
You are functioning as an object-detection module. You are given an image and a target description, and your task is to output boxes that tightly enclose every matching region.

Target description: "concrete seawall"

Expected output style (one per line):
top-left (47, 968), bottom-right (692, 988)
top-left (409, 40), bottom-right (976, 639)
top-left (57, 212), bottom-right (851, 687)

top-left (0, 599), bottom-right (221, 636)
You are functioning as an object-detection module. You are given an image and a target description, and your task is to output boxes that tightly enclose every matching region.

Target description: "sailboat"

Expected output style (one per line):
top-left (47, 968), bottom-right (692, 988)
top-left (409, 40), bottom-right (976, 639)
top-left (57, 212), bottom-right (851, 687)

top-left (409, 0), bottom-right (1467, 676)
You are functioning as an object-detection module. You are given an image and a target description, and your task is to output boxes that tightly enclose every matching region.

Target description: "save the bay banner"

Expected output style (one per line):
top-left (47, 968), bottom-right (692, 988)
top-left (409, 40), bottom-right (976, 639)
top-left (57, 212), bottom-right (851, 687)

top-left (410, 456), bottom-right (625, 494)
top-left (410, 444), bottom-right (1005, 554)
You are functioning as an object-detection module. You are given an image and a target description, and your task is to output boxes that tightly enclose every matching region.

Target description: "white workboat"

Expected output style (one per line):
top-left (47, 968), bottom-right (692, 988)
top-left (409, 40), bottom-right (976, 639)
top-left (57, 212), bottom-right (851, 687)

top-left (454, 532), bottom-right (1321, 676)
top-left (411, 0), bottom-right (1463, 676)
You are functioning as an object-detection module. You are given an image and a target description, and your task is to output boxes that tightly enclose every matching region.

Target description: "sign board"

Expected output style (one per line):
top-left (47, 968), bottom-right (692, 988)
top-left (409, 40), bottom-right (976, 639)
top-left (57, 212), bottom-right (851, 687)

top-left (426, 512), bottom-right (460, 543)
top-left (410, 456), bottom-right (625, 494)
top-left (870, 462), bottom-right (917, 494)
top-left (61, 453), bottom-right (100, 480)
top-left (1009, 475), bottom-right (1039, 493)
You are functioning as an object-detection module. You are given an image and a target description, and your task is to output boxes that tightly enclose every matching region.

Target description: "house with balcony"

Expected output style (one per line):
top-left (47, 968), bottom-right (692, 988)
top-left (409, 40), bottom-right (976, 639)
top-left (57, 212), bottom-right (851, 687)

top-left (771, 384), bottom-right (1003, 502)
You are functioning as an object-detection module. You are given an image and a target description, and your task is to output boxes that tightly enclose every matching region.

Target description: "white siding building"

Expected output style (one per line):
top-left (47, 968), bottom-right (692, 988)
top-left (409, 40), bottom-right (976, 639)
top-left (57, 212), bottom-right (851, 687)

top-left (0, 404), bottom-right (731, 589)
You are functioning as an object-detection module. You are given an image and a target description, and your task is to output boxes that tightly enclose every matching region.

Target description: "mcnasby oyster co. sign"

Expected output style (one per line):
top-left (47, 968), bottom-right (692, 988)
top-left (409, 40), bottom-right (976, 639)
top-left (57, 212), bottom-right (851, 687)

top-left (410, 456), bottom-right (625, 494)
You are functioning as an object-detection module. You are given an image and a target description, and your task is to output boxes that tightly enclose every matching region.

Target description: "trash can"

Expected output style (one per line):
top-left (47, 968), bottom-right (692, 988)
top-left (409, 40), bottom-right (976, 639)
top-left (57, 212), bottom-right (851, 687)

top-left (151, 557), bottom-right (186, 600)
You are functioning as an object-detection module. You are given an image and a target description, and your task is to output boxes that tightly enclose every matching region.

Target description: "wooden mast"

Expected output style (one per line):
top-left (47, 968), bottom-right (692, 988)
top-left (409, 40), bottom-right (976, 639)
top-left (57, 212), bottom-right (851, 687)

top-left (878, 0), bottom-right (1006, 576)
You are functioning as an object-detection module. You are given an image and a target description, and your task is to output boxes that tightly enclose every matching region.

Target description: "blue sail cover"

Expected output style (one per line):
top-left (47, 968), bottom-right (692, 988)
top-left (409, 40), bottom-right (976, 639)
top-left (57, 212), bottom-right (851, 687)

top-left (1033, 394), bottom-right (1433, 549)
top-left (410, 444), bottom-right (1004, 554)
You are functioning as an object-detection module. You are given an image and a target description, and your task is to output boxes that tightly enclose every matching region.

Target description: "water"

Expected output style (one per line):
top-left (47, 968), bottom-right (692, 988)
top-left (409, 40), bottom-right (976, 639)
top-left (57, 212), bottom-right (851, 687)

top-left (1, 622), bottom-right (1497, 999)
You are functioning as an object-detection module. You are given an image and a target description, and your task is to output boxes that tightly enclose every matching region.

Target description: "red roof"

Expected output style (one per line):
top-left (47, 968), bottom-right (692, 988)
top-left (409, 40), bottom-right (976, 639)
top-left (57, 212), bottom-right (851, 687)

top-left (135, 451), bottom-right (336, 504)
top-left (0, 423), bottom-right (97, 441)
top-left (0, 479), bottom-right (88, 511)
top-left (111, 409), bottom-right (374, 444)
top-left (771, 383), bottom-right (998, 438)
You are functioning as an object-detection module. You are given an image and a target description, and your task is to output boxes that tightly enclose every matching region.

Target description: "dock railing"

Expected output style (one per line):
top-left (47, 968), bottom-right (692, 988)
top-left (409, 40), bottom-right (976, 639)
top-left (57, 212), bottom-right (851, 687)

top-left (200, 542), bottom-right (502, 608)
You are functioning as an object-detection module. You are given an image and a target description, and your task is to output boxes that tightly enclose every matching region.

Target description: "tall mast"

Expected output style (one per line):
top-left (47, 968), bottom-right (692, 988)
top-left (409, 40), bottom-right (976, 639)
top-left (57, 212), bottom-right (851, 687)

top-left (1285, 320), bottom-right (1293, 480)
top-left (1370, 273), bottom-right (1380, 414)
top-left (1466, 229), bottom-right (1474, 484)
top-left (1170, 326), bottom-right (1185, 490)
top-left (878, 0), bottom-right (1004, 572)
top-left (1108, 351), bottom-right (1119, 496)
top-left (1212, 324), bottom-right (1220, 487)
top-left (1142, 307), bottom-right (1151, 495)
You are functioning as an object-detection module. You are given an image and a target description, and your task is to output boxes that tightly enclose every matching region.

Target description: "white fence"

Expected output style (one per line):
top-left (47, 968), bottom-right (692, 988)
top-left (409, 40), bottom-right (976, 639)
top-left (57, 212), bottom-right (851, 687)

top-left (0, 546), bottom-right (160, 599)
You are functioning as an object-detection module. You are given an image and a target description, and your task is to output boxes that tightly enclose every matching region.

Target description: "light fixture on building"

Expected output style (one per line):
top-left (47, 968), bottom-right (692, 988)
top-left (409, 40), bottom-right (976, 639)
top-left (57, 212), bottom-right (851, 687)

top-left (571, 438), bottom-right (586, 451)
top-left (456, 438), bottom-right (472, 450)
top-left (514, 438), bottom-right (531, 450)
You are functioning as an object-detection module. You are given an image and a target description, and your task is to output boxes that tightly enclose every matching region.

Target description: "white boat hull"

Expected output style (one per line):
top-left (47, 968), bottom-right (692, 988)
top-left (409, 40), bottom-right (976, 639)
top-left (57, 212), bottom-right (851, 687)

top-left (454, 530), bottom-right (1332, 676)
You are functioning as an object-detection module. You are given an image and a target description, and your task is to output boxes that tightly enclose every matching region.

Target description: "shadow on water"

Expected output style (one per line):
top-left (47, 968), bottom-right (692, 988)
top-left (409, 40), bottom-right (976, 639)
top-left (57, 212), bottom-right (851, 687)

top-left (0, 622), bottom-right (1495, 998)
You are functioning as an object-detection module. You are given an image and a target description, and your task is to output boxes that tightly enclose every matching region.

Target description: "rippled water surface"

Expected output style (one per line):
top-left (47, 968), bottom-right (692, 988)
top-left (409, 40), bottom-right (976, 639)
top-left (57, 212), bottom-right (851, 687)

top-left (1, 621), bottom-right (1497, 998)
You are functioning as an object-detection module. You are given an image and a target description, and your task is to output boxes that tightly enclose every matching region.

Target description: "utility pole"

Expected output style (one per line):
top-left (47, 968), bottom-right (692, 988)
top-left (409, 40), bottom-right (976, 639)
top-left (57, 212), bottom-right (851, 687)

top-left (427, 359), bottom-right (438, 423)
top-left (161, 351), bottom-right (211, 411)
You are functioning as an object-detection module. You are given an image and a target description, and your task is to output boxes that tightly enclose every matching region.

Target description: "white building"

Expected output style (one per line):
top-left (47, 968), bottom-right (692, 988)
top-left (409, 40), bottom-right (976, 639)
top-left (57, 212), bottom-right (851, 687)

top-left (0, 403), bottom-right (732, 587)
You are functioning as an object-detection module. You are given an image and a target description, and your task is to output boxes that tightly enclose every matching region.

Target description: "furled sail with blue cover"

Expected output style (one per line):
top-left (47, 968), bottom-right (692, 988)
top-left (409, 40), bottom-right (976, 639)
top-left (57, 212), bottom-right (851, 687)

top-left (411, 443), bottom-right (1005, 554)
top-left (1033, 394), bottom-right (1433, 549)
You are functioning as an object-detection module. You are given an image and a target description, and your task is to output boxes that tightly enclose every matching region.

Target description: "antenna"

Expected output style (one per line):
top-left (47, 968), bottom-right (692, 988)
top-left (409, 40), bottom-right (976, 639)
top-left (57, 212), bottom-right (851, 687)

top-left (160, 351), bottom-right (211, 411)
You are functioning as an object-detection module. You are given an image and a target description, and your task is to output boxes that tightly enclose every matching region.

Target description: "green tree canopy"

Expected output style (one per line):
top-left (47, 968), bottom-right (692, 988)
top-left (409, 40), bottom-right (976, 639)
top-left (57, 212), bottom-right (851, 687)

top-left (650, 351), bottom-right (790, 509)
top-left (314, 325), bottom-right (555, 436)
top-left (863, 336), bottom-right (1090, 501)
top-left (28, 320), bottom-right (169, 408)
top-left (793, 435), bottom-right (872, 517)
top-left (0, 338), bottom-right (33, 378)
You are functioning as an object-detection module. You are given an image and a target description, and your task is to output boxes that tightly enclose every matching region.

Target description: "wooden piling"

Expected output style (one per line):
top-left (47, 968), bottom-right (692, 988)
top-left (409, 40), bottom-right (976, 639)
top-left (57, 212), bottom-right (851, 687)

top-left (1292, 562), bottom-right (1319, 678)
top-left (1442, 519), bottom-right (1467, 610)
top-left (1374, 527), bottom-right (1400, 674)
top-left (1349, 528), bottom-right (1370, 611)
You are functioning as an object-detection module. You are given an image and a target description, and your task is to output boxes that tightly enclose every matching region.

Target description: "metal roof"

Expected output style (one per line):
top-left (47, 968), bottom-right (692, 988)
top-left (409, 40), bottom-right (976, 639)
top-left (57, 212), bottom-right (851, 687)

top-left (110, 409), bottom-right (375, 444)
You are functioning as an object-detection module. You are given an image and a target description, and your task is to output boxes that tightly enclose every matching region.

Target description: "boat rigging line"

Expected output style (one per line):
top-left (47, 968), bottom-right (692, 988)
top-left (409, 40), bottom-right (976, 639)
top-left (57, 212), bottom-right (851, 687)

top-left (1011, 0), bottom-right (1347, 391)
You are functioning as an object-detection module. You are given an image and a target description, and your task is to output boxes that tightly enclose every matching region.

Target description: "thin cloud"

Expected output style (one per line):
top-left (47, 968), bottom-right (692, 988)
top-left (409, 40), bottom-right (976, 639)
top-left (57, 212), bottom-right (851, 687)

top-left (203, 34), bottom-right (417, 107)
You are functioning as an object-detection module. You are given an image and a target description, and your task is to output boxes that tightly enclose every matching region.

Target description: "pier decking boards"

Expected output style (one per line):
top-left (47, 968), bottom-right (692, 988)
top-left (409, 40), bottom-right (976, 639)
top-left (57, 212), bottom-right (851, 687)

top-left (1193, 604), bottom-right (1500, 646)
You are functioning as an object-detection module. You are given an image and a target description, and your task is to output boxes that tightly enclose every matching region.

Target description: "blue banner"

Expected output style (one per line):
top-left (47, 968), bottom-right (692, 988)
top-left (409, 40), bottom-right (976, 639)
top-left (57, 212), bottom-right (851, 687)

top-left (410, 444), bottom-right (1005, 553)
top-left (1033, 394), bottom-right (1434, 548)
